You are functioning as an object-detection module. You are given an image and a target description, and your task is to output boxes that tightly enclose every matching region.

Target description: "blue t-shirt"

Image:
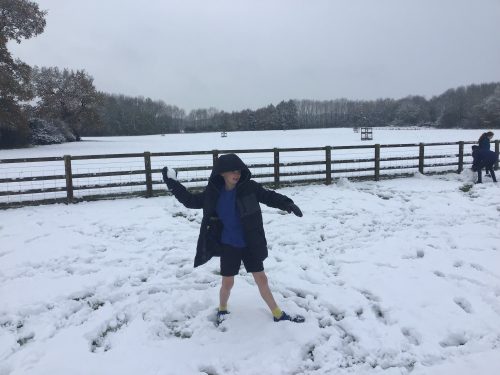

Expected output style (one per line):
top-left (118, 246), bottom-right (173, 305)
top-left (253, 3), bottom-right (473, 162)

top-left (216, 188), bottom-right (247, 248)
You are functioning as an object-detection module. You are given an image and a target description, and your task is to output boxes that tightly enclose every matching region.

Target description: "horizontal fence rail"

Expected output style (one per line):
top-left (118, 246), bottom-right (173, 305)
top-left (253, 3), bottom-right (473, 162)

top-left (0, 140), bottom-right (498, 209)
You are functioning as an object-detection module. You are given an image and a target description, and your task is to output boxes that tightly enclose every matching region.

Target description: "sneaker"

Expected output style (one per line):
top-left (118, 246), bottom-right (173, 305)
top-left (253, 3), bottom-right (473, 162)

top-left (216, 310), bottom-right (230, 326)
top-left (274, 311), bottom-right (305, 323)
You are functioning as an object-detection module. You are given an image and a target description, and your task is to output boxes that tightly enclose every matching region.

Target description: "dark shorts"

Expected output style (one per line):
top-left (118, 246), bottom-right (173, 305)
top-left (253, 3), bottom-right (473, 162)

top-left (220, 244), bottom-right (264, 276)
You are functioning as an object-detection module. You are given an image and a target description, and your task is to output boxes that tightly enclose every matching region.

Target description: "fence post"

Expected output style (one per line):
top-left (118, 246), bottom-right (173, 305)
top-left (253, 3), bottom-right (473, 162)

top-left (144, 151), bottom-right (153, 197)
top-left (325, 146), bottom-right (332, 185)
top-left (374, 144), bottom-right (380, 181)
top-left (273, 148), bottom-right (280, 188)
top-left (418, 143), bottom-right (425, 174)
top-left (64, 155), bottom-right (74, 203)
top-left (212, 150), bottom-right (219, 166)
top-left (457, 141), bottom-right (464, 173)
top-left (495, 140), bottom-right (499, 170)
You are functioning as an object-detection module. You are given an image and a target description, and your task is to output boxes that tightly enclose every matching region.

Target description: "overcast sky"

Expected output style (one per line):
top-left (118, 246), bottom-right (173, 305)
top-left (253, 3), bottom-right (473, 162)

top-left (9, 0), bottom-right (500, 112)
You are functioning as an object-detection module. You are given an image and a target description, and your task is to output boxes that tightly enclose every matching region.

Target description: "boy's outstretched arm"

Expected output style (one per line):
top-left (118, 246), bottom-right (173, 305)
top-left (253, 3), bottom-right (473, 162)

top-left (162, 167), bottom-right (204, 209)
top-left (255, 183), bottom-right (303, 217)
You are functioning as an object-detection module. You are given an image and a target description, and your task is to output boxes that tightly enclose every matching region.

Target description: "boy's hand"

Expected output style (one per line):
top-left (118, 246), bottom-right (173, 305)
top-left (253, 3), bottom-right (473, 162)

top-left (286, 203), bottom-right (303, 217)
top-left (162, 166), bottom-right (177, 182)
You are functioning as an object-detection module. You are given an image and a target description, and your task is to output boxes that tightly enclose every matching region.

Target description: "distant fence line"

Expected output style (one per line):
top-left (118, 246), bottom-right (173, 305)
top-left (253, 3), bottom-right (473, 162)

top-left (0, 140), bottom-right (499, 209)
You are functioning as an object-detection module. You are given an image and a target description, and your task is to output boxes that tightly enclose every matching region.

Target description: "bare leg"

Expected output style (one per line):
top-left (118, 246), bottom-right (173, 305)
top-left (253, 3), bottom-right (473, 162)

top-left (252, 271), bottom-right (278, 311)
top-left (219, 276), bottom-right (234, 308)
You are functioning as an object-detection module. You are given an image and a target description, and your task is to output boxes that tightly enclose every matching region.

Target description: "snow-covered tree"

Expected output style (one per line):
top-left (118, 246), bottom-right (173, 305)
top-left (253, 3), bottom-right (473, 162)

top-left (474, 85), bottom-right (500, 129)
top-left (0, 0), bottom-right (46, 147)
top-left (31, 67), bottom-right (100, 140)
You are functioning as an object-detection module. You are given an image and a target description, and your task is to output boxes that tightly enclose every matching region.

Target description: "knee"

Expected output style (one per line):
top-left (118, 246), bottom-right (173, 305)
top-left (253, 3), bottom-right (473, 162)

top-left (253, 271), bottom-right (268, 285)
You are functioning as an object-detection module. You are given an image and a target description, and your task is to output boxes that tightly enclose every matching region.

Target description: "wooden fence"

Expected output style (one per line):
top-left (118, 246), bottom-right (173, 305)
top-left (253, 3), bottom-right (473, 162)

top-left (0, 140), bottom-right (498, 209)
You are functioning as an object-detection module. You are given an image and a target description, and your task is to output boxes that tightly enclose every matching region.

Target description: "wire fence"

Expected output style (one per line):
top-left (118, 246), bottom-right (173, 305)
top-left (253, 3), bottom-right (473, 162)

top-left (1, 140), bottom-right (498, 209)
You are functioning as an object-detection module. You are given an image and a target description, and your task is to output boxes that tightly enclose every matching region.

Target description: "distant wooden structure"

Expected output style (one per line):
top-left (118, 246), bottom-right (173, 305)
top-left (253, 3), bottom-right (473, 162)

top-left (221, 131), bottom-right (227, 138)
top-left (361, 127), bottom-right (373, 141)
top-left (353, 127), bottom-right (359, 133)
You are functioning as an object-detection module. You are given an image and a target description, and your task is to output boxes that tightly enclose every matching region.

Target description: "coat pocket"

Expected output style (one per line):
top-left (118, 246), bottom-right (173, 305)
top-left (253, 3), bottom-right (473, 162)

top-left (206, 216), bottom-right (223, 256)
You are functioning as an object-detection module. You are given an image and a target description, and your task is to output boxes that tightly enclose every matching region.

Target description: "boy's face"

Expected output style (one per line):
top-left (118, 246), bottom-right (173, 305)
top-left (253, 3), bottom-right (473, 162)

top-left (221, 170), bottom-right (241, 188)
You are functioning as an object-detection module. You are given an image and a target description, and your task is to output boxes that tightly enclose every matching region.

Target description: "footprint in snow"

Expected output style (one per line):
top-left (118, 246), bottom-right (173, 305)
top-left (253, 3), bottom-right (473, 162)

top-left (470, 263), bottom-right (484, 272)
top-left (90, 314), bottom-right (128, 353)
top-left (16, 332), bottom-right (35, 347)
top-left (355, 308), bottom-right (364, 319)
top-left (439, 332), bottom-right (468, 347)
top-left (453, 297), bottom-right (473, 313)
top-left (175, 267), bottom-right (193, 278)
top-left (328, 306), bottom-right (345, 322)
top-left (401, 250), bottom-right (424, 260)
top-left (371, 304), bottom-right (393, 325)
top-left (162, 318), bottom-right (194, 339)
top-left (286, 287), bottom-right (312, 299)
top-left (198, 365), bottom-right (220, 375)
top-left (359, 289), bottom-right (380, 302)
top-left (401, 327), bottom-right (421, 346)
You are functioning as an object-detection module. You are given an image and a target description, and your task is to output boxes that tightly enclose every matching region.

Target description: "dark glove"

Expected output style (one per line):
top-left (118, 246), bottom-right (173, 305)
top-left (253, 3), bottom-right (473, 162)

top-left (162, 166), bottom-right (177, 182)
top-left (286, 203), bottom-right (303, 217)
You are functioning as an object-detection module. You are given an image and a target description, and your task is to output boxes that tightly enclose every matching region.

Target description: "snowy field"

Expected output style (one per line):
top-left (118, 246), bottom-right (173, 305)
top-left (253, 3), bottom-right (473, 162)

top-left (1, 128), bottom-right (499, 374)
top-left (0, 128), bottom-right (490, 159)
top-left (1, 171), bottom-right (500, 374)
top-left (0, 128), bottom-right (493, 205)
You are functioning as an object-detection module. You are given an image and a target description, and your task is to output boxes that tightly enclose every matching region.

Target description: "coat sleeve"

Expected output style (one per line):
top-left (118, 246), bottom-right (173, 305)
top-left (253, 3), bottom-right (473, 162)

top-left (254, 181), bottom-right (293, 210)
top-left (165, 178), bottom-right (205, 209)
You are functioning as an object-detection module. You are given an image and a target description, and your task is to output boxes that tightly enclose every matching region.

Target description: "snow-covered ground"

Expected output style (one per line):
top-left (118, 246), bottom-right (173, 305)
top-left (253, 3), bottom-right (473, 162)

top-left (0, 128), bottom-right (492, 159)
top-left (1, 172), bottom-right (499, 375)
top-left (1, 128), bottom-right (492, 205)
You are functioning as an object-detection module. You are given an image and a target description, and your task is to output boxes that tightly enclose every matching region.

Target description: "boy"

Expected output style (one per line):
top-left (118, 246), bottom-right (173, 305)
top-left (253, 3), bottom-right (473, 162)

top-left (162, 153), bottom-right (305, 325)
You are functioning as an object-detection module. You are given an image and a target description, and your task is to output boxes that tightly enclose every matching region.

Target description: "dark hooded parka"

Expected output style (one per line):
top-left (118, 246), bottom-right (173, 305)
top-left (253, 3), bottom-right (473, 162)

top-left (164, 154), bottom-right (295, 267)
top-left (472, 145), bottom-right (497, 171)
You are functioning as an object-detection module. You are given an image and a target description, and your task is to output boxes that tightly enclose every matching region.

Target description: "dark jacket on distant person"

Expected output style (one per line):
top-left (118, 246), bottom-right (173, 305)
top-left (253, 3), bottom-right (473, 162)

top-left (472, 145), bottom-right (497, 171)
top-left (474, 132), bottom-right (498, 168)
top-left (163, 154), bottom-right (295, 267)
top-left (478, 134), bottom-right (491, 151)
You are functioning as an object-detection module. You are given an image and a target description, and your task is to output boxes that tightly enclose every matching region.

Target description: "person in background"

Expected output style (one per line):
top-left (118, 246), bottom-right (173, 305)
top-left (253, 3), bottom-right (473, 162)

top-left (162, 153), bottom-right (305, 325)
top-left (473, 131), bottom-right (497, 183)
top-left (478, 131), bottom-right (494, 151)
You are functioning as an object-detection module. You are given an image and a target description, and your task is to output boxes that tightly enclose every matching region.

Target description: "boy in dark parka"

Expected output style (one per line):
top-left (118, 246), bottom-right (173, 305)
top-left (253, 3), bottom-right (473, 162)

top-left (162, 153), bottom-right (305, 324)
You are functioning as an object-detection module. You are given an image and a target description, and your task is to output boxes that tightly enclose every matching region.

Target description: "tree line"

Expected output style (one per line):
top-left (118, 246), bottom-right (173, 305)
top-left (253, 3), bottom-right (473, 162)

top-left (87, 83), bottom-right (498, 137)
top-left (1, 1), bottom-right (500, 149)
